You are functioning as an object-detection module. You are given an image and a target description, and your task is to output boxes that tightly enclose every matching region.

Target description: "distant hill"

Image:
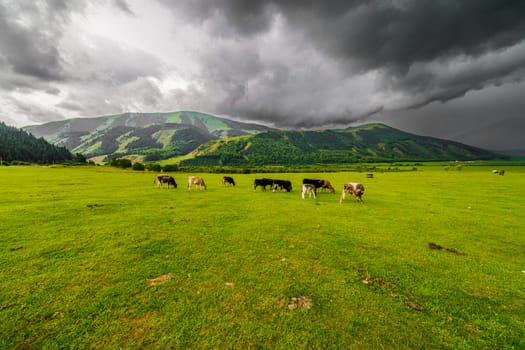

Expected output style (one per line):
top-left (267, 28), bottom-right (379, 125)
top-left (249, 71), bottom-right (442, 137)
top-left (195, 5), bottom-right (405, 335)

top-left (181, 124), bottom-right (501, 166)
top-left (0, 122), bottom-right (76, 164)
top-left (23, 111), bottom-right (274, 161)
top-left (23, 112), bottom-right (502, 165)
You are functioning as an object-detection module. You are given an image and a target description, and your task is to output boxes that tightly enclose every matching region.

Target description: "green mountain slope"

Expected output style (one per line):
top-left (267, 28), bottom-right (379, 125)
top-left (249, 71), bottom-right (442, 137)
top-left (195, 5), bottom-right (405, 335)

top-left (0, 122), bottom-right (76, 163)
top-left (23, 111), bottom-right (274, 161)
top-left (181, 124), bottom-right (500, 166)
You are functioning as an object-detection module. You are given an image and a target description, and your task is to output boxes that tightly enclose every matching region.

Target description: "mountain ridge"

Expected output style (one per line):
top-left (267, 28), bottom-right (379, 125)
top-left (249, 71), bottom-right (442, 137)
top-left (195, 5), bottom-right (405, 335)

top-left (181, 123), bottom-right (499, 166)
top-left (22, 112), bottom-right (501, 164)
top-left (23, 111), bottom-right (275, 161)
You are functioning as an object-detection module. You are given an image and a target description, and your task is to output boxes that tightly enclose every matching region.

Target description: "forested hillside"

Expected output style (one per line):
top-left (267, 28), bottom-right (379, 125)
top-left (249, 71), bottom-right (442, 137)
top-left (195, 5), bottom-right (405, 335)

top-left (181, 124), bottom-right (500, 166)
top-left (0, 122), bottom-right (79, 164)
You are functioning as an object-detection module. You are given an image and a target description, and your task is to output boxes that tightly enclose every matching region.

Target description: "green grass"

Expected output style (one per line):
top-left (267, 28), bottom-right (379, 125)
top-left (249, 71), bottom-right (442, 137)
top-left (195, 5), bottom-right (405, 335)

top-left (1, 165), bottom-right (524, 349)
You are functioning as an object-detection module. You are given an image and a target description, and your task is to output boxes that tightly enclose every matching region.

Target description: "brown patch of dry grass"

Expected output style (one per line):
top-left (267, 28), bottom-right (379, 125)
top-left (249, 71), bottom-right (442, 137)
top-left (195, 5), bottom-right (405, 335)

top-left (147, 273), bottom-right (173, 286)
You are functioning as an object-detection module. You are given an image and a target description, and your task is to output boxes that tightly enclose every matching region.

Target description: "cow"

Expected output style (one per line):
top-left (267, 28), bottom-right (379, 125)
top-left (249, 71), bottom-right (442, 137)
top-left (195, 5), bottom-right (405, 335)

top-left (301, 183), bottom-right (316, 199)
top-left (155, 174), bottom-right (177, 189)
top-left (321, 179), bottom-right (336, 193)
top-left (302, 178), bottom-right (324, 189)
top-left (302, 178), bottom-right (335, 193)
top-left (340, 182), bottom-right (365, 203)
top-left (188, 176), bottom-right (207, 190)
top-left (272, 179), bottom-right (292, 192)
top-left (254, 178), bottom-right (274, 191)
top-left (222, 176), bottom-right (236, 186)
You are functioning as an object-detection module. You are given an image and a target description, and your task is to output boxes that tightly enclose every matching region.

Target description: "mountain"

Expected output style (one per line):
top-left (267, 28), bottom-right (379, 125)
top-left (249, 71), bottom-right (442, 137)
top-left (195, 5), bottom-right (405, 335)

top-left (22, 112), bottom-right (501, 165)
top-left (180, 123), bottom-right (501, 166)
top-left (23, 111), bottom-right (274, 161)
top-left (0, 122), bottom-right (76, 164)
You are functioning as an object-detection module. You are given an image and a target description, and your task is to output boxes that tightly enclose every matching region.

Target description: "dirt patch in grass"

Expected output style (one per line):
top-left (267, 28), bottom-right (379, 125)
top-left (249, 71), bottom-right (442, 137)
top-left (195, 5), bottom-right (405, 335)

top-left (429, 242), bottom-right (466, 255)
top-left (358, 269), bottom-right (424, 312)
top-left (147, 273), bottom-right (173, 286)
top-left (276, 296), bottom-right (312, 310)
top-left (405, 301), bottom-right (424, 311)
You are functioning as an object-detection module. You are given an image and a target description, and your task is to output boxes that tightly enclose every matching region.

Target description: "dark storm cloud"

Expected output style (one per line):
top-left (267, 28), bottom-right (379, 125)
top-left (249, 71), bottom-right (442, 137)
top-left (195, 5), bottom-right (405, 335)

top-left (173, 0), bottom-right (525, 72)
top-left (160, 0), bottom-right (525, 128)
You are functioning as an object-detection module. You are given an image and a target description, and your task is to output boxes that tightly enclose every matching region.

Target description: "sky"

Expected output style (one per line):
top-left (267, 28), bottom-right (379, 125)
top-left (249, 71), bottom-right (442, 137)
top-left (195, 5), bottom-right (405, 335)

top-left (1, 0), bottom-right (524, 150)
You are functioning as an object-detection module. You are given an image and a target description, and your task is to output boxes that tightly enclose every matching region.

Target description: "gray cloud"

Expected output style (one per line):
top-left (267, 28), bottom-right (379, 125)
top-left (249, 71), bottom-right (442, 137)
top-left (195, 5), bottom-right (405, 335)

top-left (0, 0), bottom-right (140, 89)
top-left (158, 0), bottom-right (525, 129)
top-left (0, 1), bottom-right (165, 124)
top-left (1, 0), bottom-right (524, 150)
top-left (113, 0), bottom-right (134, 16)
top-left (170, 0), bottom-right (525, 71)
top-left (0, 2), bottom-right (66, 82)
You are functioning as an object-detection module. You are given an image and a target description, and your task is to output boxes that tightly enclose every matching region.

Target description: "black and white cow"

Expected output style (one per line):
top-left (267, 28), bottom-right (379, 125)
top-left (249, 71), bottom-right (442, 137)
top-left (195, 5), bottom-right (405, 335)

top-left (155, 174), bottom-right (177, 189)
top-left (222, 176), bottom-right (236, 186)
top-left (272, 179), bottom-right (292, 192)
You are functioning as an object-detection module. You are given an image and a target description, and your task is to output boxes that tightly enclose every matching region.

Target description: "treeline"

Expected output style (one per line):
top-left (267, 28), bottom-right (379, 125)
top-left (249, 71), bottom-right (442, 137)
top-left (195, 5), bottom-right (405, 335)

top-left (0, 122), bottom-right (84, 164)
top-left (108, 158), bottom-right (178, 172)
top-left (108, 156), bottom-right (420, 175)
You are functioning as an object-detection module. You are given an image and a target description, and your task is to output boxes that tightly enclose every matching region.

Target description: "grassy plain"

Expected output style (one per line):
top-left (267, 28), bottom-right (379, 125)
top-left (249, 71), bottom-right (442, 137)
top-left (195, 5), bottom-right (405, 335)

top-left (0, 164), bottom-right (524, 349)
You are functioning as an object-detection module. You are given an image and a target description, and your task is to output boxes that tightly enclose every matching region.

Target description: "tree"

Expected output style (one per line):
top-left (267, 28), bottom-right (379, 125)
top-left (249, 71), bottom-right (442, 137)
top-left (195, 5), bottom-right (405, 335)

top-left (132, 162), bottom-right (145, 171)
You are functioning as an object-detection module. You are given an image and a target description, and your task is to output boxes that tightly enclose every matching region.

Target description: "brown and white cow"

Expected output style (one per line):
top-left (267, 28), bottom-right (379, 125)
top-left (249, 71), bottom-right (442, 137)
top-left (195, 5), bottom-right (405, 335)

top-left (340, 182), bottom-right (365, 203)
top-left (188, 176), bottom-right (207, 190)
top-left (155, 174), bottom-right (177, 189)
top-left (301, 183), bottom-right (316, 199)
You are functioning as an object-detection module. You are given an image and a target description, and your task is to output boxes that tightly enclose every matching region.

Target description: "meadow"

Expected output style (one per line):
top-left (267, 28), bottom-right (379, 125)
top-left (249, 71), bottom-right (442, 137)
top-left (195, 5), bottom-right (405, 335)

top-left (0, 164), bottom-right (524, 349)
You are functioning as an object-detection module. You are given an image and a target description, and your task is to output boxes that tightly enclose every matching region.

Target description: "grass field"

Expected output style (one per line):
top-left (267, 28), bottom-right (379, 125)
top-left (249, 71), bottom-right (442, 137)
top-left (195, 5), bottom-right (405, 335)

top-left (1, 165), bottom-right (524, 349)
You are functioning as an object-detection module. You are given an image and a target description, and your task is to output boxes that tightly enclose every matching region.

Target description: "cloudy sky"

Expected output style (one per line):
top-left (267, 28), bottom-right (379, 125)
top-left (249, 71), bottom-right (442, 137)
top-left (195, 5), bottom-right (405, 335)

top-left (1, 0), bottom-right (524, 150)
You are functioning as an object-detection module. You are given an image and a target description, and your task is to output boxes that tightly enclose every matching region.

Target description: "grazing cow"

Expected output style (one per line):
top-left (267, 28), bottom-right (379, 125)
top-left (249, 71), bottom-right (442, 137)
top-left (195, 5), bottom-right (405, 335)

top-left (222, 176), bottom-right (236, 186)
top-left (321, 179), bottom-right (335, 193)
top-left (188, 176), bottom-right (207, 190)
top-left (155, 174), bottom-right (177, 189)
top-left (254, 178), bottom-right (274, 191)
top-left (272, 179), bottom-right (292, 192)
top-left (340, 182), bottom-right (365, 203)
top-left (302, 178), bottom-right (324, 189)
top-left (302, 178), bottom-right (335, 193)
top-left (301, 183), bottom-right (316, 199)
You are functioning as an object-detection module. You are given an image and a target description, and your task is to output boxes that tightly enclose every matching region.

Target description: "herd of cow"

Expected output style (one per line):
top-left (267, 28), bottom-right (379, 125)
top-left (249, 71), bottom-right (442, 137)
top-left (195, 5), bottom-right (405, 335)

top-left (155, 174), bottom-right (365, 203)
